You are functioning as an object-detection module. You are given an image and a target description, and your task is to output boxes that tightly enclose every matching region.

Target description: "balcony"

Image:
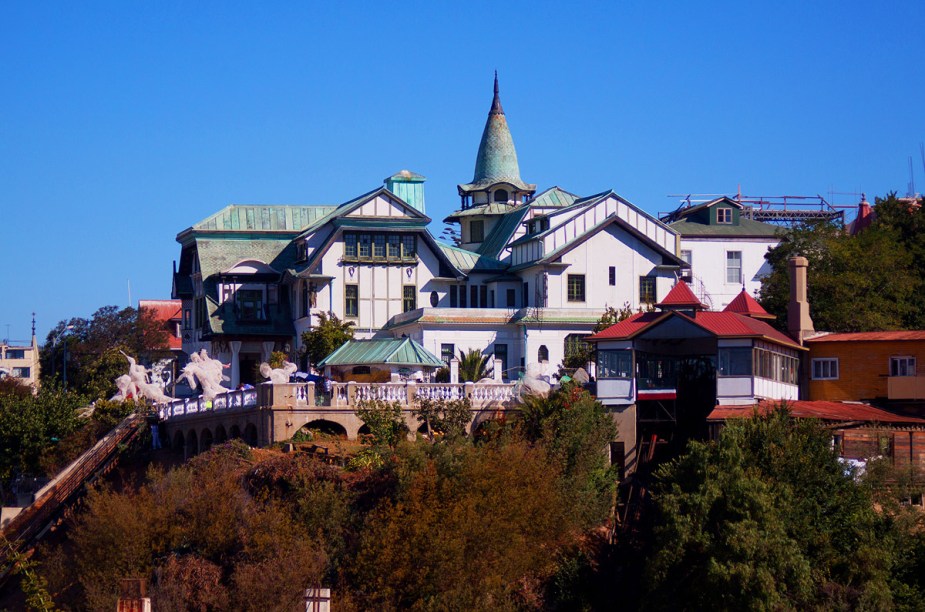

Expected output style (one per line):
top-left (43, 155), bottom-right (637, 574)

top-left (888, 376), bottom-right (925, 400)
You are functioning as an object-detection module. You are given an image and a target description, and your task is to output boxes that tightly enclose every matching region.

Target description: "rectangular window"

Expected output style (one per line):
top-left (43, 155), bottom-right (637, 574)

top-left (609, 266), bottom-right (616, 286)
top-left (222, 283), bottom-right (233, 304)
top-left (726, 251), bottom-right (742, 284)
top-left (567, 274), bottom-right (586, 302)
top-left (387, 235), bottom-right (400, 259)
top-left (5, 350), bottom-right (25, 360)
top-left (183, 308), bottom-right (191, 329)
top-left (494, 344), bottom-right (508, 373)
top-left (402, 235), bottom-right (416, 259)
top-left (506, 288), bottom-right (516, 308)
top-left (597, 350), bottom-right (632, 379)
top-left (522, 282), bottom-right (529, 307)
top-left (891, 356), bottom-right (917, 377)
top-left (268, 285), bottom-right (278, 305)
top-left (717, 208), bottom-right (733, 224)
top-left (344, 233), bottom-right (358, 258)
top-left (639, 276), bottom-right (656, 304)
top-left (489, 290), bottom-right (495, 308)
top-left (11, 367), bottom-right (30, 378)
top-left (441, 343), bottom-right (455, 365)
top-left (345, 285), bottom-right (359, 318)
top-left (718, 347), bottom-right (752, 376)
top-left (359, 234), bottom-right (371, 258)
top-left (471, 285), bottom-right (479, 308)
top-left (459, 285), bottom-right (467, 308)
top-left (470, 220), bottom-right (484, 243)
top-left (480, 285), bottom-right (488, 308)
top-left (301, 282), bottom-right (310, 317)
top-left (402, 286), bottom-right (416, 313)
top-left (681, 250), bottom-right (692, 270)
top-left (811, 358), bottom-right (839, 380)
top-left (236, 289), bottom-right (265, 321)
top-left (450, 285), bottom-right (458, 307)
top-left (373, 234), bottom-right (386, 259)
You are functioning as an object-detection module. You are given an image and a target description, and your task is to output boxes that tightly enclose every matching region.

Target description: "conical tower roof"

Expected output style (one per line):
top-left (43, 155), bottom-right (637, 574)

top-left (656, 281), bottom-right (707, 311)
top-left (723, 289), bottom-right (776, 320)
top-left (458, 73), bottom-right (535, 194)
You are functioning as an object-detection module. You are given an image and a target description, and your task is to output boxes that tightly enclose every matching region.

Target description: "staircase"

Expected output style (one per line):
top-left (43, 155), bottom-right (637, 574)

top-left (0, 412), bottom-right (144, 576)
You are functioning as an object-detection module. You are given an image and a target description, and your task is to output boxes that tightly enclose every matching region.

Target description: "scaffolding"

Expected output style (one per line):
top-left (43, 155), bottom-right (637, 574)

top-left (662, 193), bottom-right (854, 226)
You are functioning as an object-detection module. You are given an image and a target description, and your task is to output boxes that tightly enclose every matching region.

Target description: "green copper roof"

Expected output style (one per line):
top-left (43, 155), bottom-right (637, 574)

top-left (669, 217), bottom-right (781, 237)
top-left (529, 187), bottom-right (579, 208)
top-left (193, 205), bottom-right (336, 232)
top-left (458, 74), bottom-right (535, 194)
top-left (476, 206), bottom-right (530, 258)
top-left (318, 338), bottom-right (444, 367)
top-left (437, 242), bottom-right (508, 273)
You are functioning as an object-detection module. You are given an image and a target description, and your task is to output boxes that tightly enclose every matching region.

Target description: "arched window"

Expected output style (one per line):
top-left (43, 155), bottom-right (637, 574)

top-left (494, 189), bottom-right (509, 203)
top-left (538, 345), bottom-right (549, 363)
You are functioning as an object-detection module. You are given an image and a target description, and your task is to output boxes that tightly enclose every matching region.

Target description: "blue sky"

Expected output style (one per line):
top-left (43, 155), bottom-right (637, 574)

top-left (2, 1), bottom-right (923, 343)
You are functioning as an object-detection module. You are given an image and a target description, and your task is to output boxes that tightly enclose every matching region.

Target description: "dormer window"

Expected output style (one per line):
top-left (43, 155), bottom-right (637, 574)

top-left (717, 208), bottom-right (733, 224)
top-left (494, 189), bottom-right (509, 203)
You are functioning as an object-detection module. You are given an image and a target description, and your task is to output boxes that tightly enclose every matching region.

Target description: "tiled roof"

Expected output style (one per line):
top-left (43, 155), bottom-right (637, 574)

top-left (318, 338), bottom-right (444, 367)
top-left (709, 400), bottom-right (925, 425)
top-left (196, 238), bottom-right (295, 280)
top-left (138, 299), bottom-right (182, 351)
top-left (656, 282), bottom-right (706, 309)
top-left (806, 331), bottom-right (925, 342)
top-left (723, 289), bottom-right (775, 319)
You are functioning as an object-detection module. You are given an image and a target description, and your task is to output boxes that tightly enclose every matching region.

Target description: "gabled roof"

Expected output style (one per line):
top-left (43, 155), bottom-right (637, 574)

top-left (709, 400), bottom-right (925, 425)
top-left (656, 282), bottom-right (706, 310)
top-left (437, 242), bottom-right (508, 273)
top-left (475, 206), bottom-right (530, 258)
top-left (587, 310), bottom-right (805, 350)
top-left (806, 331), bottom-right (925, 343)
top-left (296, 186), bottom-right (430, 239)
top-left (457, 74), bottom-right (535, 195)
top-left (187, 204), bottom-right (336, 233)
top-left (318, 338), bottom-right (444, 368)
top-left (723, 289), bottom-right (775, 320)
top-left (529, 186), bottom-right (580, 209)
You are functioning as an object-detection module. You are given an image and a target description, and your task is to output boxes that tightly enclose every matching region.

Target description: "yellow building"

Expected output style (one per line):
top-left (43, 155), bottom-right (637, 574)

top-left (0, 333), bottom-right (41, 389)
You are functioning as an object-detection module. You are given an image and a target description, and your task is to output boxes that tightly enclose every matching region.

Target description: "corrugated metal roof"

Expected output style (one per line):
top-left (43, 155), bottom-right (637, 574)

top-left (437, 242), bottom-right (507, 273)
top-left (318, 338), bottom-right (444, 367)
top-left (709, 400), bottom-right (925, 425)
top-left (587, 312), bottom-right (664, 341)
top-left (529, 186), bottom-right (579, 208)
top-left (193, 205), bottom-right (336, 232)
top-left (806, 331), bottom-right (925, 342)
top-left (476, 206), bottom-right (529, 257)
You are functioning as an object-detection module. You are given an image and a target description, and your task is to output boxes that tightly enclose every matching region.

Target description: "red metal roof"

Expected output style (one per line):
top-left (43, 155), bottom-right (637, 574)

top-left (586, 312), bottom-right (665, 341)
top-left (139, 299), bottom-right (182, 351)
top-left (723, 289), bottom-right (775, 320)
top-left (806, 331), bottom-right (925, 343)
top-left (656, 281), bottom-right (706, 309)
top-left (709, 400), bottom-right (925, 425)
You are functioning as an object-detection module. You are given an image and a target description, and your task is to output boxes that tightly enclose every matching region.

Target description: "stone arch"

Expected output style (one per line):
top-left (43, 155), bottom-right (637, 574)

top-left (200, 428), bottom-right (214, 453)
top-left (172, 430), bottom-right (185, 452)
top-left (471, 416), bottom-right (508, 443)
top-left (303, 419), bottom-right (348, 439)
top-left (357, 424), bottom-right (371, 435)
top-left (243, 423), bottom-right (259, 447)
top-left (186, 430), bottom-right (199, 457)
top-left (229, 424), bottom-right (242, 440)
top-left (214, 424), bottom-right (228, 444)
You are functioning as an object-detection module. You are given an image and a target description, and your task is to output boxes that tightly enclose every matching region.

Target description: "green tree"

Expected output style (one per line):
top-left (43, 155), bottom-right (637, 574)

top-left (457, 348), bottom-right (489, 382)
top-left (563, 303), bottom-right (639, 369)
top-left (412, 397), bottom-right (472, 442)
top-left (0, 387), bottom-right (83, 482)
top-left (354, 399), bottom-right (405, 451)
top-left (759, 212), bottom-right (921, 332)
top-left (645, 408), bottom-right (893, 610)
top-left (300, 312), bottom-right (355, 369)
top-left (40, 305), bottom-right (169, 400)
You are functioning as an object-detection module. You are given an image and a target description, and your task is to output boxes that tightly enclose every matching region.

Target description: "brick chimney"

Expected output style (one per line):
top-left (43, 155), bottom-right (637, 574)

top-left (787, 256), bottom-right (814, 344)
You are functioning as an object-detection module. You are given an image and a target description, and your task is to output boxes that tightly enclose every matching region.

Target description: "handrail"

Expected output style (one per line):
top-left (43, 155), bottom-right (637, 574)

top-left (0, 412), bottom-right (144, 572)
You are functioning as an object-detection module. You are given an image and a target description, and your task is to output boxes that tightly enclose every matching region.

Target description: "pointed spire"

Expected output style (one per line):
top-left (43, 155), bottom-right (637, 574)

top-left (490, 70), bottom-right (504, 115)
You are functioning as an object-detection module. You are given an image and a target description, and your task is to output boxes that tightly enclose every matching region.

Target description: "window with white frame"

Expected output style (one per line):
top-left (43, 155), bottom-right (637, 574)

top-left (811, 358), bottom-right (839, 380)
top-left (681, 250), bottom-right (692, 270)
top-left (726, 251), bottom-right (742, 284)
top-left (890, 356), bottom-right (916, 377)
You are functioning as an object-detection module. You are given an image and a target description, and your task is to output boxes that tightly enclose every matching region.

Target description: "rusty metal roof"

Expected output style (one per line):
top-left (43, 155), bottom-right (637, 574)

top-left (806, 331), bottom-right (925, 342)
top-left (709, 400), bottom-right (925, 425)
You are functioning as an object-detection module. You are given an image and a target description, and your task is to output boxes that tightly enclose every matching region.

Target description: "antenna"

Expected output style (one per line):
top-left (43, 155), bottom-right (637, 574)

top-left (909, 157), bottom-right (916, 197)
top-left (127, 279), bottom-right (132, 308)
top-left (920, 143), bottom-right (925, 190)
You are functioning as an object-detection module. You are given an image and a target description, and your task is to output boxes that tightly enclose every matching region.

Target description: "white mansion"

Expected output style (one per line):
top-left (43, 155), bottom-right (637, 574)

top-left (172, 76), bottom-right (781, 387)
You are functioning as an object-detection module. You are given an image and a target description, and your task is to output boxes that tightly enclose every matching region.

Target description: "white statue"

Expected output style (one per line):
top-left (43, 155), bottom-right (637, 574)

top-left (176, 350), bottom-right (230, 400)
top-left (111, 352), bottom-right (172, 403)
top-left (259, 361), bottom-right (297, 384)
top-left (516, 362), bottom-right (551, 400)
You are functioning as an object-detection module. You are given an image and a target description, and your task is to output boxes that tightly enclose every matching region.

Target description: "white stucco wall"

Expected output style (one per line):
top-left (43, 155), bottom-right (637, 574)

top-left (680, 237), bottom-right (778, 310)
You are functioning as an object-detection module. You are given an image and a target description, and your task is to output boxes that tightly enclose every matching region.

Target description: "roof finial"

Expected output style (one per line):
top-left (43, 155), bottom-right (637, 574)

top-left (490, 71), bottom-right (504, 115)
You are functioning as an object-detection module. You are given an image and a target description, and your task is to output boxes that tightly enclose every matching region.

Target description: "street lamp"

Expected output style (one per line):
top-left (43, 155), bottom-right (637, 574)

top-left (52, 325), bottom-right (74, 391)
